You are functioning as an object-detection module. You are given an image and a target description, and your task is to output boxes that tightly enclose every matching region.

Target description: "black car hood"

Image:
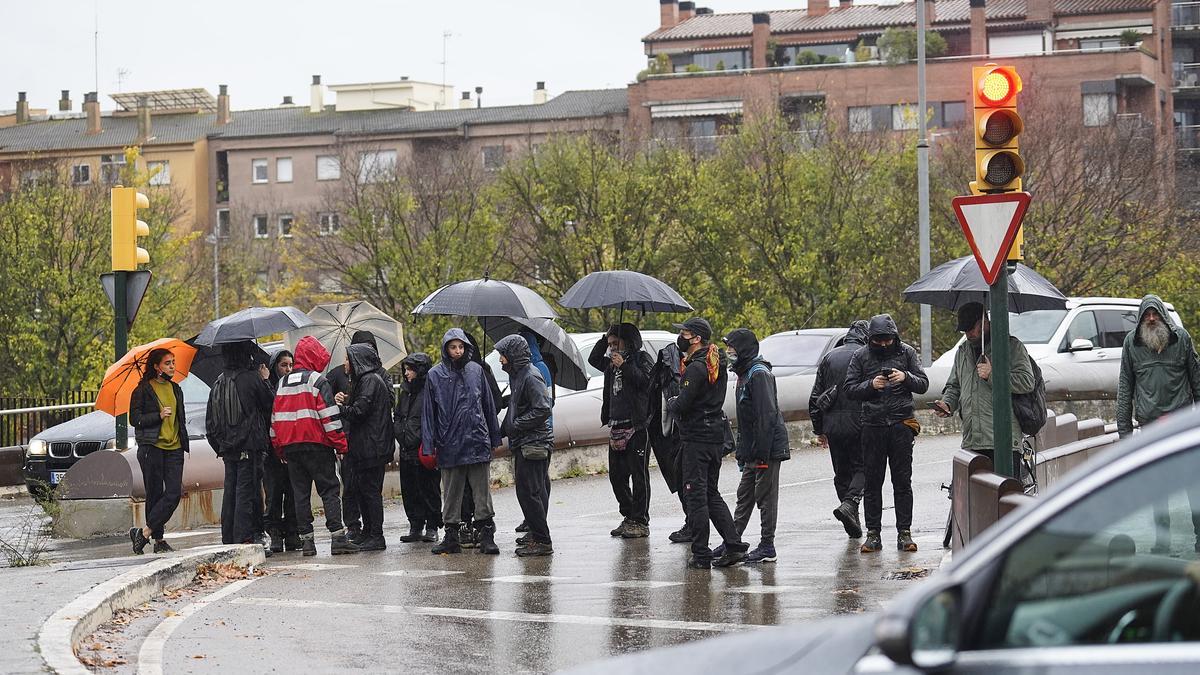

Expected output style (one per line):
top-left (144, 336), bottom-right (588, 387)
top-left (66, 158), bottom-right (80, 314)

top-left (31, 404), bottom-right (207, 444)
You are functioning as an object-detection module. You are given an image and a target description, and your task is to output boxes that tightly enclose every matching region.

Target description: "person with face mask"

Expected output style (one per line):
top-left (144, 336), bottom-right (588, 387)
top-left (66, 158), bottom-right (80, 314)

top-left (496, 335), bottom-right (555, 556)
top-left (326, 331), bottom-right (384, 544)
top-left (844, 314), bottom-right (929, 554)
top-left (809, 320), bottom-right (869, 539)
top-left (394, 353), bottom-right (441, 544)
top-left (335, 343), bottom-right (396, 551)
top-left (128, 348), bottom-right (190, 554)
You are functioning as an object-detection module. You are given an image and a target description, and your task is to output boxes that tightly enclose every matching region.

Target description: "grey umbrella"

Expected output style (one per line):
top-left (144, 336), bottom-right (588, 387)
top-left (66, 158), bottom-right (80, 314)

top-left (559, 270), bottom-right (692, 313)
top-left (411, 278), bottom-right (558, 319)
top-left (902, 256), bottom-right (1067, 313)
top-left (285, 301), bottom-right (407, 371)
top-left (193, 306), bottom-right (314, 346)
top-left (478, 316), bottom-right (589, 391)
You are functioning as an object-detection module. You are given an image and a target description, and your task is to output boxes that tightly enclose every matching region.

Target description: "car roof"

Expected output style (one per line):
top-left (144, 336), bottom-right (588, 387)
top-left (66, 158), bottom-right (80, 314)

top-left (763, 328), bottom-right (844, 339)
top-left (1065, 297), bottom-right (1177, 311)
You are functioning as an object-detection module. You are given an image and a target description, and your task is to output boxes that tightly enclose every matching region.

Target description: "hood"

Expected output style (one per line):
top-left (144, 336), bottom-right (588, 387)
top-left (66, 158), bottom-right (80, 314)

top-left (1133, 295), bottom-right (1179, 346)
top-left (612, 322), bottom-right (643, 352)
top-left (350, 330), bottom-right (378, 351)
top-left (293, 336), bottom-right (331, 373)
top-left (520, 330), bottom-right (546, 365)
top-left (346, 342), bottom-right (383, 379)
top-left (843, 320), bottom-right (869, 346)
top-left (441, 328), bottom-right (476, 365)
top-left (401, 352), bottom-right (433, 379)
top-left (495, 334), bottom-right (533, 372)
top-left (867, 314), bottom-right (900, 341)
top-left (722, 328), bottom-right (760, 374)
top-left (268, 349), bottom-right (293, 389)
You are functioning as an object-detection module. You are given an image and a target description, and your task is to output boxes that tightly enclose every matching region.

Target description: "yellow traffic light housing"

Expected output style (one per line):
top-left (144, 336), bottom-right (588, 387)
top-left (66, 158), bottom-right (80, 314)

top-left (111, 186), bottom-right (150, 271)
top-left (970, 65), bottom-right (1024, 195)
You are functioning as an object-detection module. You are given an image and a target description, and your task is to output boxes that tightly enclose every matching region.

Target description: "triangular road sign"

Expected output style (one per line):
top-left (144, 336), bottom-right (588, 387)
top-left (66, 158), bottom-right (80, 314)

top-left (952, 192), bottom-right (1031, 285)
top-left (99, 270), bottom-right (153, 329)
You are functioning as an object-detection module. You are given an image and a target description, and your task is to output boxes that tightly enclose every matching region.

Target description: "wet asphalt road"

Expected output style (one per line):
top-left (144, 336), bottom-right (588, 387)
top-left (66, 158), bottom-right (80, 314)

top-left (141, 437), bottom-right (959, 674)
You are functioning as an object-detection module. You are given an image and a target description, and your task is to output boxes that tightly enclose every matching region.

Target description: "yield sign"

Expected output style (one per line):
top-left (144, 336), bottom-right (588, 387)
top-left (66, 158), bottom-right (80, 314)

top-left (952, 192), bottom-right (1031, 285)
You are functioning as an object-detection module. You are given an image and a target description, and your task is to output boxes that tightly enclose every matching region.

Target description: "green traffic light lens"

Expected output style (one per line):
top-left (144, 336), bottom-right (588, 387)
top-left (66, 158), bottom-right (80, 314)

top-left (983, 111), bottom-right (1016, 145)
top-left (985, 153), bottom-right (1019, 185)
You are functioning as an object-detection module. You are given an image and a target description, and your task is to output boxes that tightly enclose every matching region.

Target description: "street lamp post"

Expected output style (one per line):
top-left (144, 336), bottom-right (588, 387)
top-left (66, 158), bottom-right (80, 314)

top-left (917, 0), bottom-right (932, 367)
top-left (206, 232), bottom-right (220, 320)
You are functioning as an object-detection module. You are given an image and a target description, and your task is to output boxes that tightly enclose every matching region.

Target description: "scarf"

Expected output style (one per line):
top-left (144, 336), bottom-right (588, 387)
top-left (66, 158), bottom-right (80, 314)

top-left (679, 343), bottom-right (721, 385)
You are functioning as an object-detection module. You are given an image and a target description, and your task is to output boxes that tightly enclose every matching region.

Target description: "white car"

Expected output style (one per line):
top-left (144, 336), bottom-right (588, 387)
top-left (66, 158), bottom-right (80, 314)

top-left (484, 330), bottom-right (678, 397)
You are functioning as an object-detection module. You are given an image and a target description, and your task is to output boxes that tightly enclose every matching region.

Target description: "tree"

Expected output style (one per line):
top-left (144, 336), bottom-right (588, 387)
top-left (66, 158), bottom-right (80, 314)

top-left (877, 28), bottom-right (947, 65)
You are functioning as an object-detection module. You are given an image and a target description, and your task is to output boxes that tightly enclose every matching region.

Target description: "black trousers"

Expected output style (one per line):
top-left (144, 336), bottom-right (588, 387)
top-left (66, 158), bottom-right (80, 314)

top-left (355, 462), bottom-right (386, 538)
top-left (828, 430), bottom-right (866, 504)
top-left (399, 461), bottom-right (442, 529)
top-left (286, 448), bottom-right (344, 536)
top-left (221, 453), bottom-right (257, 544)
top-left (263, 454), bottom-right (298, 535)
top-left (862, 423), bottom-right (915, 533)
top-left (609, 429), bottom-right (651, 525)
top-left (682, 440), bottom-right (745, 560)
top-left (253, 452), bottom-right (265, 537)
top-left (137, 445), bottom-right (184, 541)
top-left (341, 458), bottom-right (362, 531)
top-left (514, 447), bottom-right (552, 543)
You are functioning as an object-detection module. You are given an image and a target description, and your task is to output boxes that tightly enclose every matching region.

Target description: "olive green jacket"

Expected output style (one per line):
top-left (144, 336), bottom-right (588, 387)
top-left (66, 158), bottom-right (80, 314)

top-left (1116, 295), bottom-right (1200, 437)
top-left (942, 335), bottom-right (1035, 451)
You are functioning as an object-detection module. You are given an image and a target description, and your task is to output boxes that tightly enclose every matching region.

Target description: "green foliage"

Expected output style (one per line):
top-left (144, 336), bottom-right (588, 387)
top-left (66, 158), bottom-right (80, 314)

top-left (684, 64), bottom-right (704, 73)
top-left (796, 50), bottom-right (820, 66)
top-left (765, 40), bottom-right (790, 68)
top-left (1119, 29), bottom-right (1142, 47)
top-left (636, 54), bottom-right (673, 82)
top-left (854, 40), bottom-right (874, 63)
top-left (878, 28), bottom-right (947, 64)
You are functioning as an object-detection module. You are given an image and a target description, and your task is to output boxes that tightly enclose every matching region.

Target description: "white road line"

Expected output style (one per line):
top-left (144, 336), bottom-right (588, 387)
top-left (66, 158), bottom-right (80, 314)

top-left (600, 580), bottom-right (684, 589)
top-left (481, 574), bottom-right (575, 583)
top-left (727, 585), bottom-right (809, 594)
top-left (376, 570), bottom-right (465, 578)
top-left (137, 578), bottom-right (257, 675)
top-left (273, 563), bottom-right (359, 571)
top-left (230, 596), bottom-right (756, 633)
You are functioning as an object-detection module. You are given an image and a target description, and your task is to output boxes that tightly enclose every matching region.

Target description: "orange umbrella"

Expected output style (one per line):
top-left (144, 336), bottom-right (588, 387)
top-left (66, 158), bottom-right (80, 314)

top-left (95, 338), bottom-right (197, 416)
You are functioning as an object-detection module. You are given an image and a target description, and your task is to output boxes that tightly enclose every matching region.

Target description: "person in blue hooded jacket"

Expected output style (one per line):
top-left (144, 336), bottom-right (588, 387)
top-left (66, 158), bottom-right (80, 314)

top-left (423, 328), bottom-right (503, 555)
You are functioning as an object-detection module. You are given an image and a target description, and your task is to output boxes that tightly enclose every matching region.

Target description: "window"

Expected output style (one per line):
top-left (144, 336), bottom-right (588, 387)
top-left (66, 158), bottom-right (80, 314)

top-left (1096, 309), bottom-right (1138, 349)
top-left (1062, 311), bottom-right (1100, 350)
top-left (71, 164), bottom-right (91, 185)
top-left (358, 150), bottom-right (397, 183)
top-left (100, 153), bottom-right (126, 184)
top-left (147, 160), bottom-right (170, 186)
top-left (253, 214), bottom-right (269, 239)
top-left (482, 145), bottom-right (507, 171)
top-left (977, 446), bottom-right (1200, 649)
top-left (942, 101), bottom-right (967, 127)
top-left (892, 104), bottom-right (919, 131)
top-left (1080, 38), bottom-right (1121, 51)
top-left (276, 157), bottom-right (293, 183)
top-left (278, 214), bottom-right (294, 238)
top-left (690, 49), bottom-right (748, 70)
top-left (316, 155), bottom-right (341, 181)
top-left (988, 33), bottom-right (1046, 57)
top-left (1083, 93), bottom-right (1116, 127)
top-left (318, 212), bottom-right (341, 236)
top-left (216, 209), bottom-right (231, 238)
top-left (252, 158), bottom-right (269, 183)
top-left (849, 106), bottom-right (873, 132)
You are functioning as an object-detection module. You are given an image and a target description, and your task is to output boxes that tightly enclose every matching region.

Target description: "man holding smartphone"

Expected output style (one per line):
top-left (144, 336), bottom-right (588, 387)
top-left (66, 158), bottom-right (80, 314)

top-left (844, 314), bottom-right (929, 554)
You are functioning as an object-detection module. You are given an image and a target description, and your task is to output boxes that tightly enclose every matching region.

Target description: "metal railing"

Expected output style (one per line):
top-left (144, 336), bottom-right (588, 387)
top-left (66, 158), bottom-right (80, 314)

top-left (1179, 124), bottom-right (1200, 150)
top-left (0, 392), bottom-right (97, 448)
top-left (1174, 62), bottom-right (1200, 88)
top-left (1173, 2), bottom-right (1200, 28)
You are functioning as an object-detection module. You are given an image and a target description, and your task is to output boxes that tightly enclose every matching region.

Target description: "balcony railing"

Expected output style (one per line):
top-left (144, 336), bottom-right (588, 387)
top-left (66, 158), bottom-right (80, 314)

top-left (1178, 124), bottom-right (1200, 150)
top-left (1174, 62), bottom-right (1200, 88)
top-left (1173, 2), bottom-right (1200, 28)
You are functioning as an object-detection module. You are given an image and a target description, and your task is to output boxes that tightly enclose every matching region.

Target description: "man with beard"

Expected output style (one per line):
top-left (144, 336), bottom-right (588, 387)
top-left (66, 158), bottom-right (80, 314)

top-left (844, 314), bottom-right (929, 554)
top-left (932, 303), bottom-right (1035, 479)
top-left (1117, 295), bottom-right (1200, 553)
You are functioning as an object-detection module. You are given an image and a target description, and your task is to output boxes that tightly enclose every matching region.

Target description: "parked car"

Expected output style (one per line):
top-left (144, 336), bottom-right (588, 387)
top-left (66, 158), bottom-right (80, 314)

top-left (568, 407), bottom-right (1200, 673)
top-left (758, 328), bottom-right (847, 378)
top-left (484, 330), bottom-right (677, 397)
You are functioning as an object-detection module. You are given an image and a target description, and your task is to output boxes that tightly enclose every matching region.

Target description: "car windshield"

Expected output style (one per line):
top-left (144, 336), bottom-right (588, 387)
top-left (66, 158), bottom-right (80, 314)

top-left (758, 334), bottom-right (830, 367)
top-left (1008, 310), bottom-right (1067, 344)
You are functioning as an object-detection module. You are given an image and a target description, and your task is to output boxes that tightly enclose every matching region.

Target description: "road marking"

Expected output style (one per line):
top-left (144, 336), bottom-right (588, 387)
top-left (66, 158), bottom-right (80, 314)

top-left (376, 569), bottom-right (465, 578)
top-left (727, 585), bottom-right (809, 594)
top-left (600, 580), bottom-right (684, 589)
top-left (162, 531), bottom-right (211, 540)
top-left (230, 596), bottom-right (756, 633)
top-left (481, 574), bottom-right (574, 583)
top-left (137, 578), bottom-right (257, 675)
top-left (273, 563), bottom-right (358, 571)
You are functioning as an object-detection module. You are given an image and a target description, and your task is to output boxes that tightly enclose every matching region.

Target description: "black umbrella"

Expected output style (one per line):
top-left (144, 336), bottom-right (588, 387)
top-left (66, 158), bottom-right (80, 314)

top-left (194, 306), bottom-right (313, 346)
top-left (186, 338), bottom-right (272, 386)
top-left (478, 316), bottom-right (589, 391)
top-left (559, 270), bottom-right (692, 314)
top-left (902, 256), bottom-right (1068, 313)
top-left (411, 278), bottom-right (558, 319)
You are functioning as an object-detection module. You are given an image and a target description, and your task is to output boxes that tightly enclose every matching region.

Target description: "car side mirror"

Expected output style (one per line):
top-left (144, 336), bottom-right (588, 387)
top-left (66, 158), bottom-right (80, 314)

top-left (1067, 338), bottom-right (1094, 352)
top-left (875, 582), bottom-right (962, 670)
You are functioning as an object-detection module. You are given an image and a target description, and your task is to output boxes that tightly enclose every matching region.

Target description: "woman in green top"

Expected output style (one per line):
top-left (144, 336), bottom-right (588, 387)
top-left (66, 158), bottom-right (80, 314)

top-left (128, 348), bottom-right (190, 554)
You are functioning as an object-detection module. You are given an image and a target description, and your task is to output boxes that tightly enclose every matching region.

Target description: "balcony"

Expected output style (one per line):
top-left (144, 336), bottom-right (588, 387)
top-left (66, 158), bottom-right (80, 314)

top-left (1179, 124), bottom-right (1200, 150)
top-left (1173, 2), bottom-right (1200, 29)
top-left (1174, 62), bottom-right (1200, 92)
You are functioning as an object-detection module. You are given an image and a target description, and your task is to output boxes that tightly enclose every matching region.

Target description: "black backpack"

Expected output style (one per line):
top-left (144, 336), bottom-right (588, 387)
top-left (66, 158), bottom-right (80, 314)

top-left (206, 371), bottom-right (247, 452)
top-left (1012, 358), bottom-right (1048, 436)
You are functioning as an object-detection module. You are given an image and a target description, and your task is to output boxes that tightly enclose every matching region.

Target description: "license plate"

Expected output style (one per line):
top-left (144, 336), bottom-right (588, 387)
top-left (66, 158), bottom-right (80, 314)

top-left (49, 471), bottom-right (66, 485)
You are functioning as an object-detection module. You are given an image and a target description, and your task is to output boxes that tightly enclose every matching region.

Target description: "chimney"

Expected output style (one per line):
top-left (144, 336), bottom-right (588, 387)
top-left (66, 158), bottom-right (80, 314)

top-left (1025, 0), bottom-right (1050, 23)
top-left (970, 0), bottom-right (987, 55)
top-left (310, 75), bottom-right (324, 113)
top-left (281, 95), bottom-right (294, 106)
top-left (696, 6), bottom-right (712, 14)
top-left (751, 13), bottom-right (771, 69)
top-left (136, 95), bottom-right (151, 143)
top-left (58, 90), bottom-right (72, 112)
top-left (809, 0), bottom-right (830, 17)
top-left (534, 81), bottom-right (548, 105)
top-left (460, 91), bottom-right (472, 109)
top-left (659, 0), bottom-right (679, 30)
top-left (475, 86), bottom-right (483, 108)
top-left (924, 0), bottom-right (936, 24)
top-left (16, 92), bottom-right (30, 123)
top-left (838, 0), bottom-right (853, 6)
top-left (84, 92), bottom-right (101, 135)
top-left (678, 1), bottom-right (695, 21)
top-left (216, 84), bottom-right (231, 125)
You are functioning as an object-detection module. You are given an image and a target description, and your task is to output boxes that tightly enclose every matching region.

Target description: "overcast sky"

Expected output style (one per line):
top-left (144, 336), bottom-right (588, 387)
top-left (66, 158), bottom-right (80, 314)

top-left (2, 0), bottom-right (798, 113)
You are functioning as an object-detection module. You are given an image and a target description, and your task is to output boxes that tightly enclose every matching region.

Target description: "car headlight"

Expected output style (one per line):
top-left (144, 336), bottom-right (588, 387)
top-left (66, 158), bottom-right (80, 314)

top-left (104, 438), bottom-right (137, 451)
top-left (27, 439), bottom-right (48, 456)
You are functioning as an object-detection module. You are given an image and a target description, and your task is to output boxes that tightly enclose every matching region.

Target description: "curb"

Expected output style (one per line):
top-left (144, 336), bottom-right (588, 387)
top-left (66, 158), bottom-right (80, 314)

top-left (37, 544), bottom-right (265, 674)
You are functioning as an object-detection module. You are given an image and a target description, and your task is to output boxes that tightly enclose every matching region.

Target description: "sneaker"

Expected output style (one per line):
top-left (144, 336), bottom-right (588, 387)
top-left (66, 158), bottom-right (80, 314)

top-left (745, 543), bottom-right (777, 563)
top-left (350, 530), bottom-right (370, 546)
top-left (713, 547), bottom-right (748, 568)
top-left (460, 523), bottom-right (478, 549)
top-left (284, 534), bottom-right (303, 551)
top-left (861, 530), bottom-right (882, 553)
top-left (668, 526), bottom-right (692, 544)
top-left (516, 534), bottom-right (533, 546)
top-left (515, 520), bottom-right (529, 533)
top-left (610, 519), bottom-right (633, 537)
top-left (515, 541), bottom-right (553, 557)
top-left (833, 499), bottom-right (863, 539)
top-left (358, 535), bottom-right (387, 552)
top-left (153, 539), bottom-right (174, 554)
top-left (687, 557), bottom-right (712, 569)
top-left (422, 526), bottom-right (439, 543)
top-left (711, 543), bottom-right (726, 558)
top-left (129, 527), bottom-right (149, 555)
top-left (897, 530), bottom-right (918, 552)
top-left (399, 524), bottom-right (424, 543)
top-left (301, 537), bottom-right (317, 557)
top-left (268, 530), bottom-right (284, 553)
top-left (331, 533), bottom-right (360, 555)
top-left (621, 522), bottom-right (650, 539)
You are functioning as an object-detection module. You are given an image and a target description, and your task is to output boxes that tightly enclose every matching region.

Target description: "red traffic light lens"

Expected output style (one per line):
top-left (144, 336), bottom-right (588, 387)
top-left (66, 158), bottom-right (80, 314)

top-left (978, 69), bottom-right (1016, 106)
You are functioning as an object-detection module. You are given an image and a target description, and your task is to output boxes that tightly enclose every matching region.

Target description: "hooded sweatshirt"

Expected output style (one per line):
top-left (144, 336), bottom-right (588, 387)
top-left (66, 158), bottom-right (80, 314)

top-left (809, 320), bottom-right (868, 438)
top-left (340, 342), bottom-right (397, 466)
top-left (724, 329), bottom-right (789, 463)
top-left (1117, 295), bottom-right (1200, 437)
top-left (270, 336), bottom-right (347, 457)
top-left (667, 341), bottom-right (729, 444)
top-left (422, 328), bottom-right (503, 468)
top-left (844, 314), bottom-right (929, 427)
top-left (496, 334), bottom-right (553, 451)
top-left (587, 323), bottom-right (654, 428)
top-left (394, 353), bottom-right (433, 463)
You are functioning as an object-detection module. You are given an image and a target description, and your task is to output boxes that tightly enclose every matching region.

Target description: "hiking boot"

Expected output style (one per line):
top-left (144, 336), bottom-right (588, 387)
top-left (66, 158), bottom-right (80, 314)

top-left (129, 527), bottom-right (149, 555)
top-left (833, 499), bottom-right (863, 539)
top-left (153, 539), bottom-right (174, 554)
top-left (516, 533), bottom-right (533, 546)
top-left (422, 526), bottom-right (438, 543)
top-left (284, 533), bottom-right (303, 551)
top-left (515, 541), bottom-right (554, 557)
top-left (861, 530), bottom-right (882, 553)
top-left (460, 523), bottom-right (478, 549)
top-left (331, 533), bottom-right (360, 555)
top-left (477, 524), bottom-right (500, 555)
top-left (515, 520), bottom-right (529, 533)
top-left (346, 525), bottom-right (363, 543)
top-left (745, 543), bottom-right (777, 563)
top-left (358, 535), bottom-right (387, 552)
top-left (399, 524), bottom-right (424, 543)
top-left (611, 519), bottom-right (633, 537)
top-left (621, 522), bottom-right (650, 539)
top-left (432, 526), bottom-right (462, 554)
top-left (668, 526), bottom-right (692, 544)
top-left (268, 529), bottom-right (285, 553)
top-left (898, 530), bottom-right (918, 552)
top-left (350, 529), bottom-right (370, 546)
top-left (687, 557), bottom-right (712, 570)
top-left (713, 546), bottom-right (747, 568)
top-left (302, 536), bottom-right (317, 557)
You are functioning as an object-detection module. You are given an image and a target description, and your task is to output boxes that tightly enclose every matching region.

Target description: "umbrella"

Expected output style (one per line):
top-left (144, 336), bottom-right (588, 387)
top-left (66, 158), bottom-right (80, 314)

top-left (559, 270), bottom-right (692, 313)
top-left (193, 306), bottom-right (313, 346)
top-left (902, 256), bottom-right (1068, 313)
top-left (411, 278), bottom-right (558, 319)
top-left (478, 316), bottom-right (589, 391)
top-left (186, 338), bottom-right (272, 386)
top-left (286, 301), bottom-right (407, 371)
top-left (95, 338), bottom-right (197, 416)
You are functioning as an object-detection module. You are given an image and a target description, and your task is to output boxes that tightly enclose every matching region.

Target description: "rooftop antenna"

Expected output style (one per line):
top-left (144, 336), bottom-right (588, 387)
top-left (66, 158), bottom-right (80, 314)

top-left (116, 67), bottom-right (131, 92)
top-left (440, 30), bottom-right (452, 110)
top-left (93, 0), bottom-right (99, 93)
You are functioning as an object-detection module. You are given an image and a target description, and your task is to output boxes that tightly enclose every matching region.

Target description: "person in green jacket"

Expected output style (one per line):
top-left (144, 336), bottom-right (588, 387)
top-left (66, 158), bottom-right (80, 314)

top-left (933, 303), bottom-right (1035, 474)
top-left (1116, 294), bottom-right (1200, 553)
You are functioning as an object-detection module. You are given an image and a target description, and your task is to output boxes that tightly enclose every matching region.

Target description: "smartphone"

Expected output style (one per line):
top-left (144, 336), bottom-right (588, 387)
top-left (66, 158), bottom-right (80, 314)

top-left (880, 368), bottom-right (895, 377)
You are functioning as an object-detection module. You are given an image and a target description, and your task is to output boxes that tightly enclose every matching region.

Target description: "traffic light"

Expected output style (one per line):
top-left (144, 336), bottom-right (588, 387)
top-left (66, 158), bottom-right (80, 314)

top-left (970, 65), bottom-right (1024, 195)
top-left (111, 186), bottom-right (150, 271)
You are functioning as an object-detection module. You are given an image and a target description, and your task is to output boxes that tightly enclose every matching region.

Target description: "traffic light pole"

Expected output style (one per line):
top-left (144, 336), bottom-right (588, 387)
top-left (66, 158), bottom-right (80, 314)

top-left (989, 263), bottom-right (1014, 477)
top-left (114, 269), bottom-right (129, 450)
top-left (916, 0), bottom-right (932, 367)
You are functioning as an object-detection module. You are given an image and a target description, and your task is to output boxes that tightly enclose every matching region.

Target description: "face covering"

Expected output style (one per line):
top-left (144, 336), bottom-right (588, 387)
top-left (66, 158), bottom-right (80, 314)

top-left (869, 341), bottom-right (890, 358)
top-left (676, 336), bottom-right (692, 353)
